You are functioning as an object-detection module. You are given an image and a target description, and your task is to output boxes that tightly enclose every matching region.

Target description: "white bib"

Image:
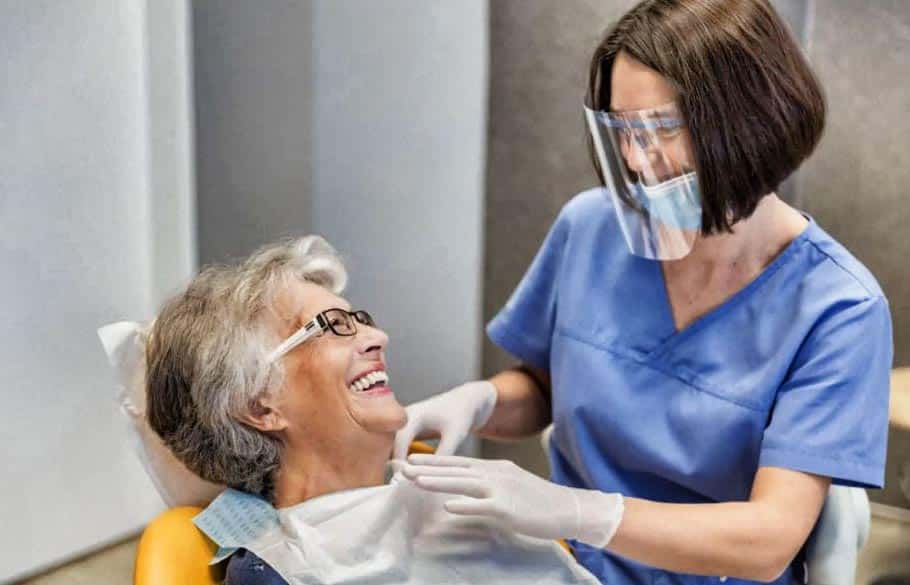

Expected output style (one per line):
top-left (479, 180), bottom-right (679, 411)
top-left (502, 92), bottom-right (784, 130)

top-left (195, 474), bottom-right (599, 584)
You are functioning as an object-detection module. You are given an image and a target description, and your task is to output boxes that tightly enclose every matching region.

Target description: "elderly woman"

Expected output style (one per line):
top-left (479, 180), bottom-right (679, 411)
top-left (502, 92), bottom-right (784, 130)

top-left (143, 236), bottom-right (596, 585)
top-left (144, 236), bottom-right (405, 582)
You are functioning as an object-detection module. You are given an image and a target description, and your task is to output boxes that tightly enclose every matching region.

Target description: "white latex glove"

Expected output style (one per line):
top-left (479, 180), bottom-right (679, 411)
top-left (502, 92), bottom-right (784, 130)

top-left (393, 381), bottom-right (498, 460)
top-left (402, 454), bottom-right (624, 548)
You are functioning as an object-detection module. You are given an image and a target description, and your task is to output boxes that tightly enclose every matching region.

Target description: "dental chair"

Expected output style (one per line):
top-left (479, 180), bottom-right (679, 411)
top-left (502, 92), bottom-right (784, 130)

top-left (539, 426), bottom-right (871, 585)
top-left (133, 441), bottom-right (436, 585)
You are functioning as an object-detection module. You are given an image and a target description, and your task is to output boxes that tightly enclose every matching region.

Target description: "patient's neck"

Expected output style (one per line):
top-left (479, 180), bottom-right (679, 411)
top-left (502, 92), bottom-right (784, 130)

top-left (271, 434), bottom-right (391, 508)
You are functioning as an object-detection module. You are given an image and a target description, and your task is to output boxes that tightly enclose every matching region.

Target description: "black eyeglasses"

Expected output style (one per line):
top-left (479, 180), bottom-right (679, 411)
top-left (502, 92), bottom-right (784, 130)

top-left (267, 308), bottom-right (376, 362)
top-left (317, 308), bottom-right (375, 336)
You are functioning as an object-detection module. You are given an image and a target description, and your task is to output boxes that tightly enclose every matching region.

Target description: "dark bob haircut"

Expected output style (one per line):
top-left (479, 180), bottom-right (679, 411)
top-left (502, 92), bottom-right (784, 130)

top-left (587, 0), bottom-right (826, 234)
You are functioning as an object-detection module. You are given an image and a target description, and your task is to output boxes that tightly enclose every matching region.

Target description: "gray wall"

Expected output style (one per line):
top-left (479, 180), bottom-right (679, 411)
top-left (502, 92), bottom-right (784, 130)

top-left (800, 1), bottom-right (910, 367)
top-left (0, 1), bottom-right (195, 581)
top-left (193, 1), bottom-right (315, 264)
top-left (193, 0), bottom-right (488, 416)
top-left (308, 1), bottom-right (488, 410)
top-left (482, 0), bottom-right (638, 474)
top-left (481, 0), bottom-right (910, 509)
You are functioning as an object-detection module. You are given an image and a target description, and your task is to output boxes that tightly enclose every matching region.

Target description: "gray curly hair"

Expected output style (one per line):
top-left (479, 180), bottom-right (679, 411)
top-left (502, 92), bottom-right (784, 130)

top-left (146, 235), bottom-right (347, 500)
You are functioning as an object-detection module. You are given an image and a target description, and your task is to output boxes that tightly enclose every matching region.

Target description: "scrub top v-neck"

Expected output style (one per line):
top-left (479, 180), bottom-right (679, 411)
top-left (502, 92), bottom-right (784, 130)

top-left (487, 188), bottom-right (892, 585)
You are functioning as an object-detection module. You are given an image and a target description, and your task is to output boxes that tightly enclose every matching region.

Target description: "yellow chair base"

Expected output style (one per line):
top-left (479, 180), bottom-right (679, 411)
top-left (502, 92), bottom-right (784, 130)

top-left (134, 506), bottom-right (220, 585)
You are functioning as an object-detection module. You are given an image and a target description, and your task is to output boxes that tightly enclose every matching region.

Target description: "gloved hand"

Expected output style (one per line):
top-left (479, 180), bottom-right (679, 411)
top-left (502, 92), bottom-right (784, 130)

top-left (392, 381), bottom-right (498, 460)
top-left (402, 454), bottom-right (624, 548)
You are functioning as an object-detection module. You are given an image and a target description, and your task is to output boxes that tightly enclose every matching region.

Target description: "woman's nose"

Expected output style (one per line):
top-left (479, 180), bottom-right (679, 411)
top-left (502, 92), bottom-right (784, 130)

top-left (358, 324), bottom-right (389, 354)
top-left (621, 137), bottom-right (654, 174)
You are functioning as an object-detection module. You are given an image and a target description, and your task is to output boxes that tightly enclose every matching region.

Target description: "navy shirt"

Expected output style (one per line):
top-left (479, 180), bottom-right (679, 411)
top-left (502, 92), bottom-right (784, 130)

top-left (225, 549), bottom-right (287, 585)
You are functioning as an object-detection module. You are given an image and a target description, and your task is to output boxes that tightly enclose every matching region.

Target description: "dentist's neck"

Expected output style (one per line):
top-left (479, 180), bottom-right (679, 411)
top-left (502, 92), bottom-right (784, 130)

top-left (270, 433), bottom-right (392, 508)
top-left (669, 194), bottom-right (807, 271)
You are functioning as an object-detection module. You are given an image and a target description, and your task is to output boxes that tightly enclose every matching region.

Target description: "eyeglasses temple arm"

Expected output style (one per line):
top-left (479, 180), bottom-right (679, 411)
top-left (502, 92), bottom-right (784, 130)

top-left (266, 321), bottom-right (320, 363)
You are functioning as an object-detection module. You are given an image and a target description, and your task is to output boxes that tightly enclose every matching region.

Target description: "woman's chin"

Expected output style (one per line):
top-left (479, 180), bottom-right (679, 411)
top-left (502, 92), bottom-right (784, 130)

top-left (376, 406), bottom-right (408, 434)
top-left (351, 399), bottom-right (408, 435)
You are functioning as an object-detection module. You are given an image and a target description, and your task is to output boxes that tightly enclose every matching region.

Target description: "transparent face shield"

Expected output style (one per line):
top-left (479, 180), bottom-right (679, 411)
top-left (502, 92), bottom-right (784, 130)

top-left (585, 102), bottom-right (702, 260)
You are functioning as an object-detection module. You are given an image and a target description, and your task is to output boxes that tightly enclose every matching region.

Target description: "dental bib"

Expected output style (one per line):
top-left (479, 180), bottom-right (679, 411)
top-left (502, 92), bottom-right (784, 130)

top-left (195, 473), bottom-right (599, 584)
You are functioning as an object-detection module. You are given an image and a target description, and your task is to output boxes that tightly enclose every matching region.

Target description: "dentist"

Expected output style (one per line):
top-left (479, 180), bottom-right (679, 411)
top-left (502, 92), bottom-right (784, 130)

top-left (395, 1), bottom-right (892, 583)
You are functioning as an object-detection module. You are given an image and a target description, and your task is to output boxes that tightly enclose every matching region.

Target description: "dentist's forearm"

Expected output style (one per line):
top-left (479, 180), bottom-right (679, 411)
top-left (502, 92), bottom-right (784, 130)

top-left (608, 498), bottom-right (789, 581)
top-left (606, 467), bottom-right (828, 581)
top-left (476, 365), bottom-right (552, 438)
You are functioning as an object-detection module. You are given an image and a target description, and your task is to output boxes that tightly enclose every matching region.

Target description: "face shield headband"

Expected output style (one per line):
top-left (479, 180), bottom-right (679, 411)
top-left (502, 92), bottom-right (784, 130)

top-left (585, 101), bottom-right (703, 260)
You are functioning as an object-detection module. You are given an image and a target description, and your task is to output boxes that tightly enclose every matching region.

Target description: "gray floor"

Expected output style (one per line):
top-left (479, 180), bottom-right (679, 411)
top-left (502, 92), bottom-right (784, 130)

top-left (18, 539), bottom-right (136, 585)
top-left (15, 504), bottom-right (910, 585)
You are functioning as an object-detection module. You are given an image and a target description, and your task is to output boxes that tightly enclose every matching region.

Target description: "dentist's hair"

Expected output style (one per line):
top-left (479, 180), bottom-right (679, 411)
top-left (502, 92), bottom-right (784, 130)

top-left (587, 0), bottom-right (825, 235)
top-left (145, 235), bottom-right (347, 501)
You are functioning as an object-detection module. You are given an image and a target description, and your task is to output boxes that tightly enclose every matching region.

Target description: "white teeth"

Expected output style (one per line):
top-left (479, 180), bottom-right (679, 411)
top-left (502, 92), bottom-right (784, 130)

top-left (348, 370), bottom-right (390, 393)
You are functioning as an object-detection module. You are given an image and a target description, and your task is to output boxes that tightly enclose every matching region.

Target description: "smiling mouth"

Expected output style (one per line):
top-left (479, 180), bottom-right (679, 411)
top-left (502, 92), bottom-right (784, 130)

top-left (347, 370), bottom-right (390, 394)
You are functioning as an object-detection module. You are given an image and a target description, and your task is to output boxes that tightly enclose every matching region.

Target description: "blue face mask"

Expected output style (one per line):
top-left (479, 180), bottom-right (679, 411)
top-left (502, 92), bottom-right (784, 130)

top-left (631, 171), bottom-right (703, 231)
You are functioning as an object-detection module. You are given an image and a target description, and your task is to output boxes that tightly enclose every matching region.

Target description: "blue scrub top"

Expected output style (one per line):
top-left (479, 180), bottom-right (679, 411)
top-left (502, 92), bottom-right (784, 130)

top-left (487, 188), bottom-right (892, 585)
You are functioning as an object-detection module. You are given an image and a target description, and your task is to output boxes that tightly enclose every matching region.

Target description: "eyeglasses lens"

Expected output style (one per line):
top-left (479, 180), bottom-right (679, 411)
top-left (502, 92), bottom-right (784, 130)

top-left (353, 310), bottom-right (374, 327)
top-left (324, 309), bottom-right (356, 335)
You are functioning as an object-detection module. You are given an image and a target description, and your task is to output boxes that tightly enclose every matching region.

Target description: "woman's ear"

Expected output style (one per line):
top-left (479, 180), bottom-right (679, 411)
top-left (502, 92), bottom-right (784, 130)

top-left (240, 394), bottom-right (288, 433)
